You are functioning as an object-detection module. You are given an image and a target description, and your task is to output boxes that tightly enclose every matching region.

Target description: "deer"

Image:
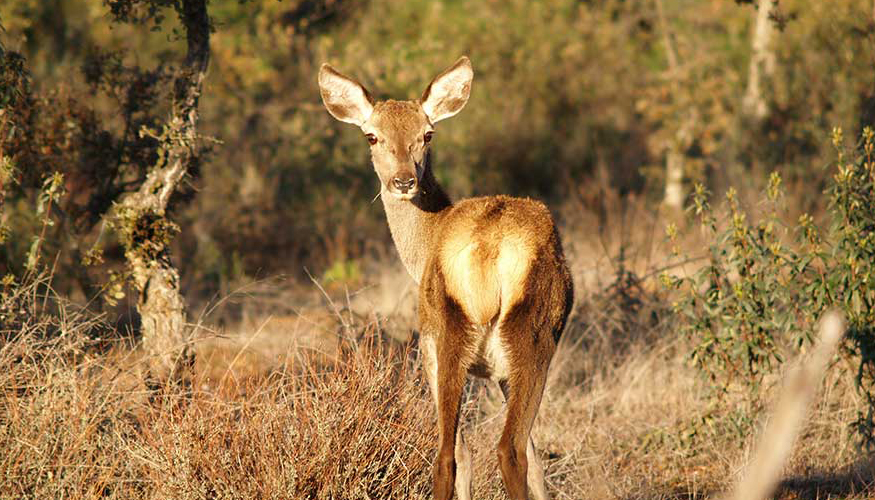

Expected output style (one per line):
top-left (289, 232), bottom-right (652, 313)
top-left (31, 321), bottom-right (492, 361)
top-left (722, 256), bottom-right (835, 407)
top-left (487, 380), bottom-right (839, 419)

top-left (318, 56), bottom-right (574, 500)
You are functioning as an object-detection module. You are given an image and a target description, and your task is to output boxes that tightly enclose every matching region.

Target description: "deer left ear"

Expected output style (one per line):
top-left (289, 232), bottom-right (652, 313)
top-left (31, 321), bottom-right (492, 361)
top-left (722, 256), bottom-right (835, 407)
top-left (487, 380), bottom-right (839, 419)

top-left (318, 64), bottom-right (375, 126)
top-left (420, 56), bottom-right (473, 124)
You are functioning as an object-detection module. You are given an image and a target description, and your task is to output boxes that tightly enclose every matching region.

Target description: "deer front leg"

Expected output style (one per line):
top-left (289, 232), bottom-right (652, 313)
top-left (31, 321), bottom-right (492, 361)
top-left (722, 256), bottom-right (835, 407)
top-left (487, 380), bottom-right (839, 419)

top-left (525, 435), bottom-right (549, 500)
top-left (421, 335), bottom-right (472, 500)
top-left (453, 429), bottom-right (473, 500)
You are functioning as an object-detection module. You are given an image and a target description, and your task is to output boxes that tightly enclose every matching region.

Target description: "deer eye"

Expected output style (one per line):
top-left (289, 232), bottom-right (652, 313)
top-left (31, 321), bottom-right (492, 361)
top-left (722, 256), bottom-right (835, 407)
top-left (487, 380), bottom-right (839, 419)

top-left (366, 134), bottom-right (377, 145)
top-left (424, 131), bottom-right (434, 143)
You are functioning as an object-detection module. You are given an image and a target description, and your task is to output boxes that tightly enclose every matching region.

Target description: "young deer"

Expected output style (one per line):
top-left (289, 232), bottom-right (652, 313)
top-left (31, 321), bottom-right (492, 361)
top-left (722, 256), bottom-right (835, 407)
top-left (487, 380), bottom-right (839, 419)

top-left (318, 57), bottom-right (574, 500)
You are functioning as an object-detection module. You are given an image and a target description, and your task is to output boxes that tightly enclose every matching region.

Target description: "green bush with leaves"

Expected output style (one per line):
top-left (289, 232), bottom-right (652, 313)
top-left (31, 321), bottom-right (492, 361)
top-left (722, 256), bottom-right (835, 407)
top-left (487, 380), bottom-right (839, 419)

top-left (829, 127), bottom-right (875, 447)
top-left (665, 127), bottom-right (875, 450)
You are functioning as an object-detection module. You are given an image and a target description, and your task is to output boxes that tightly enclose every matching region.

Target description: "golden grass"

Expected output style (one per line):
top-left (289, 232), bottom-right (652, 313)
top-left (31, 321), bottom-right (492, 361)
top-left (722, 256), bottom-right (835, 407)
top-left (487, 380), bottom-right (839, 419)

top-left (1, 321), bottom-right (436, 498)
top-left (2, 220), bottom-right (874, 499)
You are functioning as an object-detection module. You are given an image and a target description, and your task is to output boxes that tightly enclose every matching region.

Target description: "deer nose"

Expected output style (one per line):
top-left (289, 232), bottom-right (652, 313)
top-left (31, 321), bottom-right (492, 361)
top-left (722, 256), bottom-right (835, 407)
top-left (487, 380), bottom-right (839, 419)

top-left (392, 175), bottom-right (417, 194)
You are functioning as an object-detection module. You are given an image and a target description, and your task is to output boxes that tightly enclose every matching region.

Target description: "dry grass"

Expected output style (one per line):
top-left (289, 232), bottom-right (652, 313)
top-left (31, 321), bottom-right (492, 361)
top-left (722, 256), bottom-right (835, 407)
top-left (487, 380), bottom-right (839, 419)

top-left (2, 212), bottom-right (874, 499)
top-left (1, 276), bottom-right (435, 499)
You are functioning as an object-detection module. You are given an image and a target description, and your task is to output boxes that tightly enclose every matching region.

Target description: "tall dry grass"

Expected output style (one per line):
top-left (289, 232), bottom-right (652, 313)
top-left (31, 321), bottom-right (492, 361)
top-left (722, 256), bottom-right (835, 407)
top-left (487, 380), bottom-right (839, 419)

top-left (1, 274), bottom-right (437, 499)
top-left (2, 246), bottom-right (874, 499)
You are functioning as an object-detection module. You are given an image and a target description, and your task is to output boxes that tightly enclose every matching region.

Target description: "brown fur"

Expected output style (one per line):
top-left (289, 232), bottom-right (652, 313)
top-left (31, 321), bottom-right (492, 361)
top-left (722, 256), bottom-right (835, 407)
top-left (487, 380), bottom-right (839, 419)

top-left (319, 57), bottom-right (573, 500)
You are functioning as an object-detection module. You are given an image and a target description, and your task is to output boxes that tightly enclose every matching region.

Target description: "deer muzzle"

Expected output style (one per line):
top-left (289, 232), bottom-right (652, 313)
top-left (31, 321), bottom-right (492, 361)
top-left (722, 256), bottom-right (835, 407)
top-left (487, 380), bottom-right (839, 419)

top-left (388, 166), bottom-right (419, 199)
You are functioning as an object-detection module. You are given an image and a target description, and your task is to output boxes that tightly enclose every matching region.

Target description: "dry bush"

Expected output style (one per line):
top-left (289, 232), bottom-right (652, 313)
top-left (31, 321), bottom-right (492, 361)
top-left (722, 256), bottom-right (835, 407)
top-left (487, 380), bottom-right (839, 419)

top-left (279, 335), bottom-right (434, 499)
top-left (0, 274), bottom-right (138, 499)
top-left (1, 274), bottom-right (436, 499)
top-left (132, 333), bottom-right (435, 499)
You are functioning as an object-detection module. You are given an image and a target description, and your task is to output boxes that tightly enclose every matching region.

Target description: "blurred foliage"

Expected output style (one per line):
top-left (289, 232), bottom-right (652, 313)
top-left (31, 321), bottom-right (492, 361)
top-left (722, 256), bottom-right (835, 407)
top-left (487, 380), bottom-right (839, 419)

top-left (1, 0), bottom-right (875, 308)
top-left (665, 128), bottom-right (875, 451)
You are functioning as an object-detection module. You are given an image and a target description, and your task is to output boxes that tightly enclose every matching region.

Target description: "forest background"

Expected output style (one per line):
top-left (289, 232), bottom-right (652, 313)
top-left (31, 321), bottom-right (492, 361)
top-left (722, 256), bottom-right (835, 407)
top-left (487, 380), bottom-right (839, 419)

top-left (5, 0), bottom-right (874, 305)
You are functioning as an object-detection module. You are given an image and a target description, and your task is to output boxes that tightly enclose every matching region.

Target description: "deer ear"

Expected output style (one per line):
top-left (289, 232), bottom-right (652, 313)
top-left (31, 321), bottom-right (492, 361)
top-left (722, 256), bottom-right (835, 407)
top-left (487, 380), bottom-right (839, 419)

top-left (318, 64), bottom-right (375, 126)
top-left (420, 56), bottom-right (473, 123)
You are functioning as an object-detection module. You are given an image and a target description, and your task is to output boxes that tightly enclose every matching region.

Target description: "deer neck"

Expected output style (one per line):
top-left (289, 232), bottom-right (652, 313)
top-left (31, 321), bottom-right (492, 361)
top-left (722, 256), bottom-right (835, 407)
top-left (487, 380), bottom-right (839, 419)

top-left (380, 162), bottom-right (452, 284)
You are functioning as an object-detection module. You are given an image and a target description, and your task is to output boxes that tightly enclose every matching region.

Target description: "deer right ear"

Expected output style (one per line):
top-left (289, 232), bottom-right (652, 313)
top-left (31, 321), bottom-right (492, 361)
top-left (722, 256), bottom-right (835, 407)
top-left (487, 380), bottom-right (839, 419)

top-left (318, 64), bottom-right (374, 126)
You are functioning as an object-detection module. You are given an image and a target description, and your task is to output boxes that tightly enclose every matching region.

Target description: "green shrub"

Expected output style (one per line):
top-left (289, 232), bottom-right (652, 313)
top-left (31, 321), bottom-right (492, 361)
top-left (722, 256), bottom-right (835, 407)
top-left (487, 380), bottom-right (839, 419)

top-left (666, 127), bottom-right (875, 450)
top-left (828, 127), bottom-right (875, 447)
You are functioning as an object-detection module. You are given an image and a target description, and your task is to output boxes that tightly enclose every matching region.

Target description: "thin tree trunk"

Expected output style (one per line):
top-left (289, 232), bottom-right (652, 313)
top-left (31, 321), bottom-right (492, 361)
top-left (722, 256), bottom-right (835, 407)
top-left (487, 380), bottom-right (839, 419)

top-left (118, 0), bottom-right (210, 383)
top-left (742, 0), bottom-right (776, 122)
top-left (654, 0), bottom-right (678, 72)
top-left (664, 142), bottom-right (685, 210)
top-left (655, 0), bottom-right (690, 211)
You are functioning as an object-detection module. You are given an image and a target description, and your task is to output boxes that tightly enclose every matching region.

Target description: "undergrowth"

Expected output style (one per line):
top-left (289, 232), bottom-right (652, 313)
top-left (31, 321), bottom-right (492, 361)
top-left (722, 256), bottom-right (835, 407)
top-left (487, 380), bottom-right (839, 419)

top-left (666, 127), bottom-right (875, 450)
top-left (0, 274), bottom-right (435, 499)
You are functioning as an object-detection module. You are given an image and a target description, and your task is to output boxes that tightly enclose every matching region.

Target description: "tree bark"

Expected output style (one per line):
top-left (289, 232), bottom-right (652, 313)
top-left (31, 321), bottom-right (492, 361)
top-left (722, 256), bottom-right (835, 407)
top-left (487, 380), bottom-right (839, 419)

top-left (119, 0), bottom-right (210, 383)
top-left (742, 0), bottom-right (776, 122)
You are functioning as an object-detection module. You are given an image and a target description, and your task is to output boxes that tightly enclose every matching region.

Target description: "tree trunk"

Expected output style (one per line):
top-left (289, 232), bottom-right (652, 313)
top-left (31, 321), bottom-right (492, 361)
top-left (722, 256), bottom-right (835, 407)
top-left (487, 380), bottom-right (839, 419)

top-left (663, 115), bottom-right (695, 210)
top-left (663, 142), bottom-right (685, 210)
top-left (655, 0), bottom-right (690, 211)
top-left (118, 0), bottom-right (210, 383)
top-left (742, 0), bottom-right (776, 122)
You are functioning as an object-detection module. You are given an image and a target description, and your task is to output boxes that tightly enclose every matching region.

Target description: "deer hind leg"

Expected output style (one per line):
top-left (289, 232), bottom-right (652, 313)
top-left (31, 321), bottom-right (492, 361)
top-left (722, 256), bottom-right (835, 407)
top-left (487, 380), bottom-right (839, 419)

top-left (496, 364), bottom-right (548, 500)
top-left (499, 379), bottom-right (550, 500)
top-left (419, 290), bottom-right (472, 500)
top-left (432, 342), bottom-right (467, 500)
top-left (421, 335), bottom-right (472, 500)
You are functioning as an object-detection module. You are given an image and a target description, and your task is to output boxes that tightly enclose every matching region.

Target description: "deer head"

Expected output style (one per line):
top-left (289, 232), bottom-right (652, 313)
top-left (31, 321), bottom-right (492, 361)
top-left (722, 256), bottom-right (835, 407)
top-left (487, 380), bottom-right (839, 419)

top-left (318, 57), bottom-right (473, 200)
